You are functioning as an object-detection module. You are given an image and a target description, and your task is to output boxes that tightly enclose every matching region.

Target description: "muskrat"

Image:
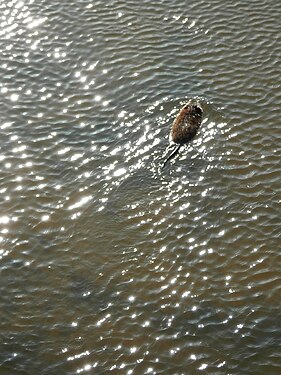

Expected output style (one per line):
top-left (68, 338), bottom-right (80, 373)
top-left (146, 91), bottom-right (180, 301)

top-left (162, 100), bottom-right (203, 168)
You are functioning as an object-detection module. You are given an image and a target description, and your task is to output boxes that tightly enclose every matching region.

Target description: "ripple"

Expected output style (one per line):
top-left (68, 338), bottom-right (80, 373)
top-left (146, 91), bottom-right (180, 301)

top-left (1, 0), bottom-right (281, 374)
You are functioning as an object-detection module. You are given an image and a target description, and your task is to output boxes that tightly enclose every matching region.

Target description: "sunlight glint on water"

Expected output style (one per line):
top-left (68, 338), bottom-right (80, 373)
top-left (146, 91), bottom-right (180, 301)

top-left (0, 0), bottom-right (281, 374)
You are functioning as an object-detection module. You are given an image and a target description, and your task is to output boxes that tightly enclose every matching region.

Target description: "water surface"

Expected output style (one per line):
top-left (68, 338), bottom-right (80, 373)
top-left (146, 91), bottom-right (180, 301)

top-left (1, 0), bottom-right (281, 374)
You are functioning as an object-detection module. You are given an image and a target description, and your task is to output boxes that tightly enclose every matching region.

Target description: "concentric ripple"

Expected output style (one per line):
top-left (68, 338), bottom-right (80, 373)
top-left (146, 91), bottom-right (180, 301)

top-left (1, 0), bottom-right (281, 374)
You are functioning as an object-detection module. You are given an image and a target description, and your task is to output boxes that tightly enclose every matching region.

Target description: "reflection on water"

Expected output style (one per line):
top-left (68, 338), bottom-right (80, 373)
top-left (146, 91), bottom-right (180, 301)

top-left (1, 0), bottom-right (281, 374)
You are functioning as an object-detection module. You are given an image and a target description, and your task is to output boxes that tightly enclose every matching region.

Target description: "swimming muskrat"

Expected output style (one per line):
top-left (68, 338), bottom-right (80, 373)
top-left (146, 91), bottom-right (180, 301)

top-left (162, 100), bottom-right (203, 168)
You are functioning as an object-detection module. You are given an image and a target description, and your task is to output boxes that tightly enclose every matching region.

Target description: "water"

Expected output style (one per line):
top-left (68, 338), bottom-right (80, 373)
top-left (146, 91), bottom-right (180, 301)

top-left (1, 0), bottom-right (281, 374)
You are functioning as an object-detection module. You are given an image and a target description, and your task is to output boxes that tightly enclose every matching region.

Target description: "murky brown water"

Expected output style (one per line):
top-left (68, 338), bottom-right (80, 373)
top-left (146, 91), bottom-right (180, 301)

top-left (1, 0), bottom-right (281, 374)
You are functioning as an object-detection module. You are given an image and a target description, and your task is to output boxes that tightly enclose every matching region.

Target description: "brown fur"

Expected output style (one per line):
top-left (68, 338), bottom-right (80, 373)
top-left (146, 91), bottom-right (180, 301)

top-left (170, 100), bottom-right (203, 144)
top-left (162, 100), bottom-right (203, 168)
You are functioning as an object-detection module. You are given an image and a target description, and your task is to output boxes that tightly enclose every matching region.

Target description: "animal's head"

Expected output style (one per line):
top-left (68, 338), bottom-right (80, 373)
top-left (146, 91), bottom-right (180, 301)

top-left (184, 100), bottom-right (203, 118)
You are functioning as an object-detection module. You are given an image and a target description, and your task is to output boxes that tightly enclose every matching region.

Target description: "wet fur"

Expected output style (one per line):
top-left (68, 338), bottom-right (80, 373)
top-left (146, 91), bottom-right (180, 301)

top-left (162, 100), bottom-right (203, 168)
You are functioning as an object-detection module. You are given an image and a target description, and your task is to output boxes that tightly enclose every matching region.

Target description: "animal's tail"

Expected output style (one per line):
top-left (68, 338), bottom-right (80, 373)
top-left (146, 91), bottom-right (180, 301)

top-left (162, 144), bottom-right (181, 168)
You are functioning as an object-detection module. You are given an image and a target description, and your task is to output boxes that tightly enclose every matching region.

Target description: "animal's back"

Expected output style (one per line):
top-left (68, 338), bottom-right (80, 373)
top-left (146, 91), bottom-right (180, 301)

top-left (162, 100), bottom-right (203, 168)
top-left (170, 101), bottom-right (203, 144)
